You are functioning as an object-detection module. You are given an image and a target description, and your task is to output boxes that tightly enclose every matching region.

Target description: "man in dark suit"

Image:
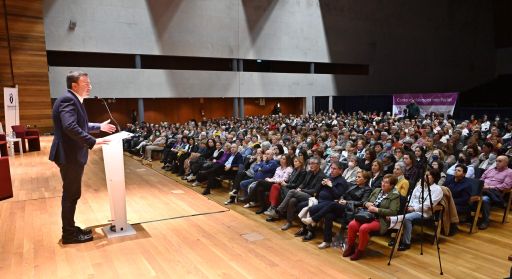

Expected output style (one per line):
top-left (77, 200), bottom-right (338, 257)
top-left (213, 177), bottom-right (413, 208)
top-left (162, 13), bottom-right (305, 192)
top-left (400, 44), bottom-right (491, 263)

top-left (49, 71), bottom-right (116, 244)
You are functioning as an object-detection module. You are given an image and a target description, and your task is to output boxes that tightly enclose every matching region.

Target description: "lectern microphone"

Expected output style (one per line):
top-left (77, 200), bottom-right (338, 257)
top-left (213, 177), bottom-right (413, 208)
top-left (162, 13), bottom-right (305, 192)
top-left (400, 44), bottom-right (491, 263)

top-left (94, 96), bottom-right (121, 132)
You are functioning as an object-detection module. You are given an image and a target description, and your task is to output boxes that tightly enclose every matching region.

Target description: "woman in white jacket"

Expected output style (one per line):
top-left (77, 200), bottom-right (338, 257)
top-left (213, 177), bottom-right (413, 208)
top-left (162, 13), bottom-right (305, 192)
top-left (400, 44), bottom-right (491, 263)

top-left (397, 168), bottom-right (443, 251)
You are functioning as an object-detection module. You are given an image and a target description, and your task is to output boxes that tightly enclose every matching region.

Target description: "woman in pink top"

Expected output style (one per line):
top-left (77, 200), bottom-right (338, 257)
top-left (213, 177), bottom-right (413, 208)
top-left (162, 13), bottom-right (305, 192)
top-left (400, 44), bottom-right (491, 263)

top-left (250, 155), bottom-right (293, 214)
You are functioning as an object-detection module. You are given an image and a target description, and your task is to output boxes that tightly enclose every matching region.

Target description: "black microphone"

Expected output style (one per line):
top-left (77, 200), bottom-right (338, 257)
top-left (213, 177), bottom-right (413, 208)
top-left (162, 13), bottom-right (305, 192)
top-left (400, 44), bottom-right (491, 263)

top-left (94, 96), bottom-right (121, 132)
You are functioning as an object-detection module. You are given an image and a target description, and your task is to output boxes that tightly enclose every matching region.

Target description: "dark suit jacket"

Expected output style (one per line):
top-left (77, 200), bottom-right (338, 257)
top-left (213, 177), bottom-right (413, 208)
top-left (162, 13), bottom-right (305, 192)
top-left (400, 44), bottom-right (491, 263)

top-left (315, 175), bottom-right (350, 201)
top-left (298, 170), bottom-right (327, 196)
top-left (49, 90), bottom-right (100, 166)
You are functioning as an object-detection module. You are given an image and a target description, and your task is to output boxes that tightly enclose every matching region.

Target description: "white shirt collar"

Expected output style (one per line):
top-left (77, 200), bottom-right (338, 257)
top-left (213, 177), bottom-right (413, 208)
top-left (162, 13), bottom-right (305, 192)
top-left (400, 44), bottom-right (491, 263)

top-left (69, 89), bottom-right (84, 103)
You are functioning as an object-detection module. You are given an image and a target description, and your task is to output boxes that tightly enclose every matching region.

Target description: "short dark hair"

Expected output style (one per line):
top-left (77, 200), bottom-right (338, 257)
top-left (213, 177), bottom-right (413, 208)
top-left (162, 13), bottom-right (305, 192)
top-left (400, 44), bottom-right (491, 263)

top-left (455, 164), bottom-right (468, 174)
top-left (483, 142), bottom-right (494, 150)
top-left (331, 160), bottom-right (343, 171)
top-left (66, 71), bottom-right (88, 90)
top-left (374, 142), bottom-right (383, 149)
top-left (427, 168), bottom-right (441, 184)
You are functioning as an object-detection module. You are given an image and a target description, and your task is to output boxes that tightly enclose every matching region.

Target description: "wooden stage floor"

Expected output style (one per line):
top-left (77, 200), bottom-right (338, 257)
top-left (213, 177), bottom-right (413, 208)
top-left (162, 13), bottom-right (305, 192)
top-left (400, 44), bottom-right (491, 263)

top-left (1, 136), bottom-right (511, 278)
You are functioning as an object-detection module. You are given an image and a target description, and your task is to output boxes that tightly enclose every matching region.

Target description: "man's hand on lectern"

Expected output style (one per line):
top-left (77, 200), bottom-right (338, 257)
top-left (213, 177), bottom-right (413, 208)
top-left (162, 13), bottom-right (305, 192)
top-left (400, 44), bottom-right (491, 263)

top-left (95, 138), bottom-right (111, 147)
top-left (100, 119), bottom-right (117, 133)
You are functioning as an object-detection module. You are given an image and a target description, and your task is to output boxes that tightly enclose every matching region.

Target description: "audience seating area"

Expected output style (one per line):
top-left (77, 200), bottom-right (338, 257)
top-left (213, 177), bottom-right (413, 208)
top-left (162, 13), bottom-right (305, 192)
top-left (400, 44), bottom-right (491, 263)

top-left (122, 111), bottom-right (512, 261)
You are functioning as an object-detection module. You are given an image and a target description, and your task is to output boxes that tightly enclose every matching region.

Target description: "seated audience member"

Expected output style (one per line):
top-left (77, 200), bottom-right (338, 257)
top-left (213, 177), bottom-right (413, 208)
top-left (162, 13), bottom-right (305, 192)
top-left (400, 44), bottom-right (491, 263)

top-left (162, 135), bottom-right (188, 170)
top-left (359, 149), bottom-right (376, 172)
top-left (276, 157), bottom-right (326, 230)
top-left (224, 147), bottom-right (262, 204)
top-left (323, 152), bottom-right (340, 177)
top-left (369, 159), bottom-right (384, 189)
top-left (393, 147), bottom-right (405, 163)
top-left (186, 139), bottom-right (217, 181)
top-left (478, 142), bottom-right (496, 170)
top-left (201, 143), bottom-right (243, 195)
top-left (382, 153), bottom-right (395, 175)
top-left (374, 142), bottom-right (387, 161)
top-left (174, 137), bottom-right (199, 175)
top-left (343, 155), bottom-right (361, 184)
top-left (249, 155), bottom-right (293, 214)
top-left (143, 133), bottom-right (166, 161)
top-left (182, 139), bottom-right (209, 180)
top-left (240, 149), bottom-right (279, 205)
top-left (298, 171), bottom-right (372, 244)
top-left (403, 152), bottom-right (420, 187)
top-left (299, 161), bottom-right (350, 241)
top-left (392, 162), bottom-right (410, 197)
top-left (398, 168), bottom-right (443, 251)
top-left (194, 143), bottom-right (231, 186)
top-left (264, 157), bottom-right (307, 219)
top-left (430, 160), bottom-right (447, 186)
top-left (447, 153), bottom-right (475, 178)
top-left (343, 174), bottom-right (400, 260)
top-left (428, 149), bottom-right (445, 166)
top-left (478, 155), bottom-right (512, 230)
top-left (443, 164), bottom-right (472, 219)
top-left (414, 146), bottom-right (429, 171)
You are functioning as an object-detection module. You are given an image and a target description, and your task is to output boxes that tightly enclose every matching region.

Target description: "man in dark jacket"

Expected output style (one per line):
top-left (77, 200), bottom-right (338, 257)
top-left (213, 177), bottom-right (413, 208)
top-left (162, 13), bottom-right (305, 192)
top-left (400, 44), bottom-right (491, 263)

top-left (277, 157), bottom-right (326, 230)
top-left (299, 161), bottom-right (350, 241)
top-left (443, 164), bottom-right (472, 218)
top-left (50, 71), bottom-right (116, 244)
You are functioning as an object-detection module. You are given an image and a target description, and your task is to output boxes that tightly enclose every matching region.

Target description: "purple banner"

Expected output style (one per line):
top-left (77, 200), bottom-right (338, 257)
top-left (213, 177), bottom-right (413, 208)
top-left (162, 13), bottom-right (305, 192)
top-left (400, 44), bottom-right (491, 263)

top-left (393, 92), bottom-right (459, 117)
top-left (393, 93), bottom-right (458, 106)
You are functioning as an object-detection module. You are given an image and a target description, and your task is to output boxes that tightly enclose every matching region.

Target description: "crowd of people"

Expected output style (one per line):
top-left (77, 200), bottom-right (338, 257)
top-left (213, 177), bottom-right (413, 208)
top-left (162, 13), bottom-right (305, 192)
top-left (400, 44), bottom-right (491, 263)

top-left (122, 111), bottom-right (512, 260)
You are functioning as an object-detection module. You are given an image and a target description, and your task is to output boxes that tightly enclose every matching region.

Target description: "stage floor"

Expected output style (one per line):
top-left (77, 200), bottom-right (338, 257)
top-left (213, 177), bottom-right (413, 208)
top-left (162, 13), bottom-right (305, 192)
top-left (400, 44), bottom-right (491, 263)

top-left (1, 136), bottom-right (511, 278)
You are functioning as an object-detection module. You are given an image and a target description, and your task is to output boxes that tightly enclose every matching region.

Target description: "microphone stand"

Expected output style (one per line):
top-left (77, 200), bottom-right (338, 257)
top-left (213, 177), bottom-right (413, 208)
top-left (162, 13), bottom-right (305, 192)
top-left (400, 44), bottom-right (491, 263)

top-left (421, 167), bottom-right (444, 275)
top-left (96, 96), bottom-right (121, 132)
top-left (388, 165), bottom-right (443, 275)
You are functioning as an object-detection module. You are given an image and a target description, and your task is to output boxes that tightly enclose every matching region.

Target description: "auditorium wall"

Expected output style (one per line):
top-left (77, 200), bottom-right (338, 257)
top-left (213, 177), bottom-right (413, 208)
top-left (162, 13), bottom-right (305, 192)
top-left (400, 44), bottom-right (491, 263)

top-left (45, 0), bottom-right (496, 100)
top-left (83, 97), bottom-right (302, 126)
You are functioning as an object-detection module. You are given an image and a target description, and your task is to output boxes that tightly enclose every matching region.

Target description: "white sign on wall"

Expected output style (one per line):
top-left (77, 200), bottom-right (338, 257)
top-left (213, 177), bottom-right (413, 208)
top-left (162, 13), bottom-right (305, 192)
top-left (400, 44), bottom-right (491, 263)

top-left (4, 86), bottom-right (19, 135)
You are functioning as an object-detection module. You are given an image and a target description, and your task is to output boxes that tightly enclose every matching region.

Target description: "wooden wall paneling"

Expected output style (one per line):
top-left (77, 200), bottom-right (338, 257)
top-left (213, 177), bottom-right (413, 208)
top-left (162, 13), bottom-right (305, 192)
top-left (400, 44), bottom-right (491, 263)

top-left (84, 98), bottom-right (138, 128)
top-left (5, 0), bottom-right (43, 18)
top-left (244, 97), bottom-right (303, 116)
top-left (84, 97), bottom-right (305, 127)
top-left (4, 0), bottom-right (52, 133)
top-left (0, 3), bottom-right (11, 126)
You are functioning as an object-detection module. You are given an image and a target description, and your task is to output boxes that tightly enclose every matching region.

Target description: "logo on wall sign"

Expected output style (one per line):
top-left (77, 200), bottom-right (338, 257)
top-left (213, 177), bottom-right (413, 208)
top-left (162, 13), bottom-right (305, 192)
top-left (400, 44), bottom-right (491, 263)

top-left (9, 93), bottom-right (14, 104)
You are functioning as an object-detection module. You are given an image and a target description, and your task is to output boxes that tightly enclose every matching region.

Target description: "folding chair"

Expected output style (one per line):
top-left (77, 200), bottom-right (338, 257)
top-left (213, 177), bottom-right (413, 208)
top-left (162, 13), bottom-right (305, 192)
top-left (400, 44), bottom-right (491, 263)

top-left (469, 179), bottom-right (484, 233)
top-left (503, 188), bottom-right (512, 224)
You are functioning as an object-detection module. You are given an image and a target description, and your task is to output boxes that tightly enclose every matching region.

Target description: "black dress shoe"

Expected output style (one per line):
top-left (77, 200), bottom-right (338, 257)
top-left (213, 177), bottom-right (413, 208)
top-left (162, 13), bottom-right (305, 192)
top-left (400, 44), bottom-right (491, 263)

top-left (294, 227), bottom-right (306, 237)
top-left (62, 232), bottom-right (93, 244)
top-left (202, 189), bottom-right (211, 195)
top-left (302, 231), bottom-right (315, 241)
top-left (265, 216), bottom-right (277, 222)
top-left (75, 226), bottom-right (92, 236)
top-left (255, 208), bottom-right (266, 214)
top-left (478, 221), bottom-right (489, 230)
top-left (397, 243), bottom-right (411, 251)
